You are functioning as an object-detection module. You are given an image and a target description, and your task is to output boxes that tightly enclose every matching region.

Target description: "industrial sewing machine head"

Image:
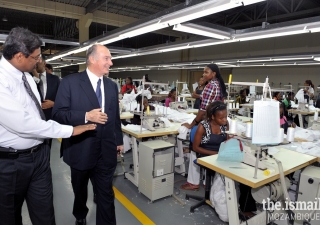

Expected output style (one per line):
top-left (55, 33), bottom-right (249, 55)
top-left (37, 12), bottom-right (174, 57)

top-left (169, 100), bottom-right (188, 111)
top-left (141, 116), bottom-right (165, 131)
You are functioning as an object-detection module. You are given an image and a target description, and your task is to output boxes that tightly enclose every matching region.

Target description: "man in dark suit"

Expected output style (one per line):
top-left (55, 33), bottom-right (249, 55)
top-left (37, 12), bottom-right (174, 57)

top-left (52, 44), bottom-right (123, 225)
top-left (32, 55), bottom-right (60, 120)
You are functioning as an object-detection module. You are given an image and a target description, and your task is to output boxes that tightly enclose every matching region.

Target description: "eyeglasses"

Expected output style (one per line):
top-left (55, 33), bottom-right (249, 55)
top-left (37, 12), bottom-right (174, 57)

top-left (29, 54), bottom-right (42, 61)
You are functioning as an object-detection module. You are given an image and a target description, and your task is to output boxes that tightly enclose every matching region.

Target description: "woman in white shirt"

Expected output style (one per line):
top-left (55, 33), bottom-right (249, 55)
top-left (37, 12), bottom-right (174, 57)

top-left (304, 79), bottom-right (315, 98)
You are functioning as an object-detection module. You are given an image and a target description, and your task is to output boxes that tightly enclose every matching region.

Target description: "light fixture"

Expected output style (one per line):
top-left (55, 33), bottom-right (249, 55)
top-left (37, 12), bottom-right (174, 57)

top-left (192, 39), bottom-right (236, 48)
top-left (234, 25), bottom-right (309, 41)
top-left (305, 21), bottom-right (320, 33)
top-left (162, 0), bottom-right (266, 26)
top-left (272, 56), bottom-right (314, 61)
top-left (159, 44), bottom-right (192, 52)
top-left (98, 36), bottom-right (123, 45)
top-left (314, 57), bottom-right (320, 62)
top-left (112, 53), bottom-right (139, 59)
top-left (173, 23), bottom-right (231, 39)
top-left (119, 20), bottom-right (168, 38)
top-left (2, 15), bottom-right (8, 22)
top-left (238, 59), bottom-right (272, 63)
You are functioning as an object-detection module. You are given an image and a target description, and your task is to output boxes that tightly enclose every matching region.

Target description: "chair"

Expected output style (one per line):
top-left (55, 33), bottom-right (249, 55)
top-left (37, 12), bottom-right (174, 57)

top-left (185, 125), bottom-right (215, 213)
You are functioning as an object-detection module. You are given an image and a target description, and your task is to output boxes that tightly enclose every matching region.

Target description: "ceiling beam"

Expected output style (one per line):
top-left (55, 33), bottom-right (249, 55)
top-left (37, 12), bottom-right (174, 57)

top-left (0, 0), bottom-right (183, 38)
top-left (86, 0), bottom-right (105, 14)
top-left (228, 7), bottom-right (320, 28)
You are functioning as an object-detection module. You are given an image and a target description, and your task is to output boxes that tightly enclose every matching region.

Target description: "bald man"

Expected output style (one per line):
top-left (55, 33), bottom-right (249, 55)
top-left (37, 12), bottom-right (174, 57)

top-left (52, 44), bottom-right (123, 225)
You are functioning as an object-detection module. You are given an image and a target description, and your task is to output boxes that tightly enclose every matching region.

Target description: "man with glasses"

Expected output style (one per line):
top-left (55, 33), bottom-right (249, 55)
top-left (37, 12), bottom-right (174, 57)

top-left (32, 55), bottom-right (60, 121)
top-left (0, 27), bottom-right (96, 225)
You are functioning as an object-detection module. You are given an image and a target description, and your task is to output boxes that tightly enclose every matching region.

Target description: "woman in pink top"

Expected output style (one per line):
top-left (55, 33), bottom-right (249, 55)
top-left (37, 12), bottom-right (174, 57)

top-left (165, 88), bottom-right (176, 107)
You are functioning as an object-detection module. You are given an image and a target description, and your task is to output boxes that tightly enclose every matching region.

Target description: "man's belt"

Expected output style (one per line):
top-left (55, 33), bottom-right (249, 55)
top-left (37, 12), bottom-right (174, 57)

top-left (0, 143), bottom-right (44, 159)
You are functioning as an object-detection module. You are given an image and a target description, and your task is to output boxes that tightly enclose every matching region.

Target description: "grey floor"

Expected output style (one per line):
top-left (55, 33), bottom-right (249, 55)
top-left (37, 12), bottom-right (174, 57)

top-left (22, 139), bottom-right (225, 225)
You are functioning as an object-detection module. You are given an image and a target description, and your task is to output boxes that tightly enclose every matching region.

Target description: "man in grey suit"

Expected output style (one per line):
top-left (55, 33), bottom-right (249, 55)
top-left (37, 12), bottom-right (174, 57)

top-left (52, 44), bottom-right (123, 225)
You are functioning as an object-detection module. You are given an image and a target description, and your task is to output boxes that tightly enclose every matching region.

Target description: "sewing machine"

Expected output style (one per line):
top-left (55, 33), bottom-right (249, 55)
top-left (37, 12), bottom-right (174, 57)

top-left (141, 116), bottom-right (165, 131)
top-left (169, 101), bottom-right (188, 111)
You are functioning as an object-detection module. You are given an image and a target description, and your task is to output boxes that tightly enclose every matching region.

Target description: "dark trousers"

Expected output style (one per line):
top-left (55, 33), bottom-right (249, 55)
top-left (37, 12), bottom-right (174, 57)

top-left (71, 155), bottom-right (116, 225)
top-left (0, 144), bottom-right (55, 225)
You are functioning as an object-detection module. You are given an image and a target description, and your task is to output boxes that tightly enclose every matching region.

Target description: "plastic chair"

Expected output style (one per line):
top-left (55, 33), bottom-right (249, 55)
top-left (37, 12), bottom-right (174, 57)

top-left (185, 125), bottom-right (215, 212)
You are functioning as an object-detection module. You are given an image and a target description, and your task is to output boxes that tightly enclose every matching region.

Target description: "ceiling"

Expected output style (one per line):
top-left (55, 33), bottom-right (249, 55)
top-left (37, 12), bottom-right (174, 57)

top-left (0, 0), bottom-right (320, 73)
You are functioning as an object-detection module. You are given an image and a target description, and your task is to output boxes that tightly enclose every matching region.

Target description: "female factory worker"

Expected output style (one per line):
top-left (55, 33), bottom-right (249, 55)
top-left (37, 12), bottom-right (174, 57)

top-left (131, 94), bottom-right (154, 125)
top-left (183, 63), bottom-right (227, 129)
top-left (235, 89), bottom-right (248, 105)
top-left (181, 101), bottom-right (228, 190)
top-left (280, 102), bottom-right (296, 134)
top-left (165, 88), bottom-right (176, 107)
top-left (304, 79), bottom-right (315, 99)
top-left (192, 77), bottom-right (206, 109)
top-left (121, 76), bottom-right (136, 94)
top-left (273, 92), bottom-right (281, 101)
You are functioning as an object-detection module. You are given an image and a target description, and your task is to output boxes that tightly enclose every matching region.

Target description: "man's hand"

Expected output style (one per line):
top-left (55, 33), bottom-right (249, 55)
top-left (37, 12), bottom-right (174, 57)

top-left (86, 108), bottom-right (108, 124)
top-left (42, 100), bottom-right (54, 109)
top-left (72, 124), bottom-right (97, 136)
top-left (117, 145), bottom-right (124, 156)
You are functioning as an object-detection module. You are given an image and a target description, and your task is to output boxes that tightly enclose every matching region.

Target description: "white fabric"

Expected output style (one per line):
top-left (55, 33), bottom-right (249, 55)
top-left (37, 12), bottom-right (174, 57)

top-left (86, 68), bottom-right (105, 112)
top-left (177, 126), bottom-right (189, 140)
top-left (0, 57), bottom-right (73, 150)
top-left (210, 173), bottom-right (240, 222)
top-left (294, 127), bottom-right (315, 141)
top-left (186, 151), bottom-right (200, 185)
top-left (295, 89), bottom-right (305, 103)
top-left (158, 117), bottom-right (171, 128)
top-left (123, 124), bottom-right (147, 132)
top-left (122, 133), bottom-right (131, 153)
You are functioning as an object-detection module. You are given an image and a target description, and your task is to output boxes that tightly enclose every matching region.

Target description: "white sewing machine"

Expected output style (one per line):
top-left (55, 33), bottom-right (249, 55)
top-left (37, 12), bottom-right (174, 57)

top-left (141, 117), bottom-right (165, 131)
top-left (169, 100), bottom-right (188, 111)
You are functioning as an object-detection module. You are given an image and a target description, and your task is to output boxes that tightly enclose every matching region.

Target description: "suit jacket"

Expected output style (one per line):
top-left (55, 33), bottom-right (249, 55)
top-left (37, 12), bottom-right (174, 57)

top-left (52, 71), bottom-right (123, 170)
top-left (37, 73), bottom-right (60, 120)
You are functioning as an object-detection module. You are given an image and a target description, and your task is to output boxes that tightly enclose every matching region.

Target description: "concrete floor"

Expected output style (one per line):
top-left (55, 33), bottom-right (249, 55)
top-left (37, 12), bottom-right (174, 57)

top-left (22, 139), bottom-right (224, 225)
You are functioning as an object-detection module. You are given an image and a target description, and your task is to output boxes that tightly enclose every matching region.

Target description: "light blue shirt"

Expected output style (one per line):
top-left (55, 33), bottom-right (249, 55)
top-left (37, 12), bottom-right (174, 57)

top-left (0, 57), bottom-right (73, 150)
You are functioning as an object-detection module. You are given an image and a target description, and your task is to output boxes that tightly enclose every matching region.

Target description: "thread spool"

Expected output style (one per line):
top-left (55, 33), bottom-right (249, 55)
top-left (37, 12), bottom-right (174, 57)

top-left (147, 106), bottom-right (150, 115)
top-left (228, 103), bottom-right (233, 109)
top-left (236, 103), bottom-right (239, 109)
top-left (314, 109), bottom-right (319, 121)
top-left (232, 103), bottom-right (235, 109)
top-left (230, 120), bottom-right (237, 134)
top-left (136, 104), bottom-right (140, 112)
top-left (155, 105), bottom-right (158, 115)
top-left (245, 122), bottom-right (253, 138)
top-left (280, 128), bottom-right (284, 142)
top-left (287, 127), bottom-right (295, 142)
top-left (263, 169), bottom-right (275, 176)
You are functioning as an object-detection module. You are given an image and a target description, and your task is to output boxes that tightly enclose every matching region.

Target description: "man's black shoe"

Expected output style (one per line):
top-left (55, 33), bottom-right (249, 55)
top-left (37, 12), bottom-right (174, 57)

top-left (75, 219), bottom-right (86, 225)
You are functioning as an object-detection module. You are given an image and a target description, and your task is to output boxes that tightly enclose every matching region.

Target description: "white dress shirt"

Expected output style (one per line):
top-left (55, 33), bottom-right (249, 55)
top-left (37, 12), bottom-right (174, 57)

top-left (33, 71), bottom-right (47, 99)
top-left (86, 68), bottom-right (105, 112)
top-left (0, 57), bottom-right (73, 150)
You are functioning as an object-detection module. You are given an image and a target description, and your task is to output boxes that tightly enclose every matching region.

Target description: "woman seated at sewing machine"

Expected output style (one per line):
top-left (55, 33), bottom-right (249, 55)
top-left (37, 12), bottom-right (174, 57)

top-left (121, 76), bottom-right (136, 94)
top-left (131, 94), bottom-right (154, 125)
top-left (165, 88), bottom-right (176, 107)
top-left (280, 102), bottom-right (296, 134)
top-left (180, 101), bottom-right (228, 190)
top-left (235, 89), bottom-right (248, 106)
top-left (304, 79), bottom-right (315, 99)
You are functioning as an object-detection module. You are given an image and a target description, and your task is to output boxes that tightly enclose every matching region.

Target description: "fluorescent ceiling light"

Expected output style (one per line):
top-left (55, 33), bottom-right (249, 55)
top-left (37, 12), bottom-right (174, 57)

top-left (99, 37), bottom-right (123, 45)
top-left (159, 45), bottom-right (192, 52)
top-left (173, 23), bottom-right (231, 39)
top-left (238, 59), bottom-right (271, 63)
top-left (305, 22), bottom-right (320, 33)
top-left (193, 39), bottom-right (236, 48)
top-left (314, 57), bottom-right (320, 61)
top-left (235, 25), bottom-right (309, 41)
top-left (162, 0), bottom-right (266, 26)
top-left (272, 56), bottom-right (314, 61)
top-left (119, 21), bottom-right (168, 38)
top-left (112, 53), bottom-right (139, 59)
